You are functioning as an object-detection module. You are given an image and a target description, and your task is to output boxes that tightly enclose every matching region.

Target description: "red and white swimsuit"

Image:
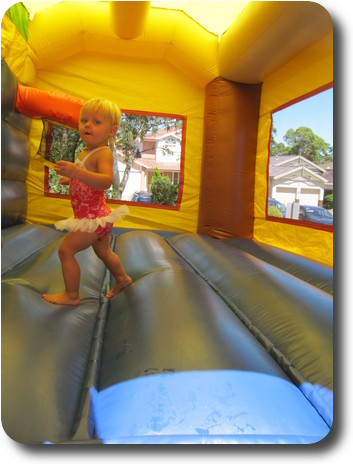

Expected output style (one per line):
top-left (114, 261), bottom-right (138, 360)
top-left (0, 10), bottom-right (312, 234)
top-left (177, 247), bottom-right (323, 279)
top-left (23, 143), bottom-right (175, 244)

top-left (55, 147), bottom-right (129, 239)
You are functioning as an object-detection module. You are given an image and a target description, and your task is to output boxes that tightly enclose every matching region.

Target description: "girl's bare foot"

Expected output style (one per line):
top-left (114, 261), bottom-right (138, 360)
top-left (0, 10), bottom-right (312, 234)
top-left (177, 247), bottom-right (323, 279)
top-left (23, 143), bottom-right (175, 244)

top-left (106, 277), bottom-right (132, 299)
top-left (42, 292), bottom-right (80, 306)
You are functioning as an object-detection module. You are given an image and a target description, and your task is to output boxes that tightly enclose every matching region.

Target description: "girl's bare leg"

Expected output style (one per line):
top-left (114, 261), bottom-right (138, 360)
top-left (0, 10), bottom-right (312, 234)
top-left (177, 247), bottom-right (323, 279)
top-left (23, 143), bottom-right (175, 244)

top-left (93, 235), bottom-right (132, 298)
top-left (42, 231), bottom-right (98, 306)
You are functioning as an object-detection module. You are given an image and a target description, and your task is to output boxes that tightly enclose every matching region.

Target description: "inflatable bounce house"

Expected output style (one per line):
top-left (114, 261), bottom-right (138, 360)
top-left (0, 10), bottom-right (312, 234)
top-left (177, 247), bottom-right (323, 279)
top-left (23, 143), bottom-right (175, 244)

top-left (2, 1), bottom-right (333, 444)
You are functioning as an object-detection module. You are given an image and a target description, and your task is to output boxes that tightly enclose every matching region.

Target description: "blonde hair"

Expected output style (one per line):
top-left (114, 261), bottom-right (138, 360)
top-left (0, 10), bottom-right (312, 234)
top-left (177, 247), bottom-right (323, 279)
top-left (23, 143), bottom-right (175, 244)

top-left (80, 98), bottom-right (121, 127)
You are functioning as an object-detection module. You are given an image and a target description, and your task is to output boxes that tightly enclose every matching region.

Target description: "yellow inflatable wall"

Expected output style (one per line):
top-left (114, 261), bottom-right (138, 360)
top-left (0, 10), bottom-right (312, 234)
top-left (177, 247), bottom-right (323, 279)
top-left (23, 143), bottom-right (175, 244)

top-left (1, 1), bottom-right (333, 265)
top-left (254, 32), bottom-right (333, 264)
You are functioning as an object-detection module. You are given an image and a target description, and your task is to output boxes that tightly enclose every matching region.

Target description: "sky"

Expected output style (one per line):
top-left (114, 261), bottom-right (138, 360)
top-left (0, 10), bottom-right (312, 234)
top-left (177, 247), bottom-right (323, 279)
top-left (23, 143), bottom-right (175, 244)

top-left (272, 88), bottom-right (333, 148)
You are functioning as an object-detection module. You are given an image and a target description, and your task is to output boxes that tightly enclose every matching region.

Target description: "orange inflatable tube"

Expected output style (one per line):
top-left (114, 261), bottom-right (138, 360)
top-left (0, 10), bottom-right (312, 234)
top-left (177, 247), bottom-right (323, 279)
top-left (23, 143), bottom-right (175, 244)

top-left (16, 84), bottom-right (85, 128)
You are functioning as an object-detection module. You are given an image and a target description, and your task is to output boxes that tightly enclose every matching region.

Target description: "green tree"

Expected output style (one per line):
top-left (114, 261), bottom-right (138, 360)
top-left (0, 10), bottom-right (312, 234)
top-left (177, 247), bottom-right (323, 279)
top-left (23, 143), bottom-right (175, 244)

top-left (270, 128), bottom-right (287, 157)
top-left (271, 126), bottom-right (333, 164)
top-left (49, 123), bottom-right (83, 163)
top-left (46, 122), bottom-right (84, 195)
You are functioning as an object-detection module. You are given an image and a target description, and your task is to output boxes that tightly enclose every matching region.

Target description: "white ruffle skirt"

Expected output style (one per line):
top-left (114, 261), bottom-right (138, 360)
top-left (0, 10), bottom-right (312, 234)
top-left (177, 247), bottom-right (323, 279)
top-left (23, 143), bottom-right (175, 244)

top-left (55, 204), bottom-right (129, 234)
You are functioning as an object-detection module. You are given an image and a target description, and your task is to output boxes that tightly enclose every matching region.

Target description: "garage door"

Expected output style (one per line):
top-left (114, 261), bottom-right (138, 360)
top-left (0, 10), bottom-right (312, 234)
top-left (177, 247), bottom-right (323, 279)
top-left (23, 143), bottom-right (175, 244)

top-left (300, 188), bottom-right (320, 206)
top-left (275, 187), bottom-right (296, 205)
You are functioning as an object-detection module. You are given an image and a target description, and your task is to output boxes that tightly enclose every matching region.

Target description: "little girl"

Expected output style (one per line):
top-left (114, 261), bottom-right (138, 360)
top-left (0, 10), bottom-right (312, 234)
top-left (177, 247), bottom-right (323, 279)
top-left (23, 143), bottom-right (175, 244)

top-left (42, 98), bottom-right (132, 306)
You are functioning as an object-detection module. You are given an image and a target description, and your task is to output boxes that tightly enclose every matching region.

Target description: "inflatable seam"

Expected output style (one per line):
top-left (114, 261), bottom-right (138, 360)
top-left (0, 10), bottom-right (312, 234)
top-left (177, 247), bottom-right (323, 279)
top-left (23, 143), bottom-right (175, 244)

top-left (70, 261), bottom-right (112, 441)
top-left (165, 237), bottom-right (332, 428)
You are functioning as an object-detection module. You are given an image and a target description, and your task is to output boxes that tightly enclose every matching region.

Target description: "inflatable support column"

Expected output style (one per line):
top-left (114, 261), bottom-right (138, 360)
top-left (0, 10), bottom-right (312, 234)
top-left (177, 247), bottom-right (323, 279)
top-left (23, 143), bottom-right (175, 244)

top-left (198, 77), bottom-right (262, 239)
top-left (1, 61), bottom-right (31, 228)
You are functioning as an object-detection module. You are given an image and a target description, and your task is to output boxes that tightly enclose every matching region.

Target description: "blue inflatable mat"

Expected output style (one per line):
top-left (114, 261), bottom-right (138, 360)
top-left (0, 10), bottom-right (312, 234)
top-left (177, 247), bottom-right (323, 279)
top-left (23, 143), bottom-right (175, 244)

top-left (91, 370), bottom-right (330, 445)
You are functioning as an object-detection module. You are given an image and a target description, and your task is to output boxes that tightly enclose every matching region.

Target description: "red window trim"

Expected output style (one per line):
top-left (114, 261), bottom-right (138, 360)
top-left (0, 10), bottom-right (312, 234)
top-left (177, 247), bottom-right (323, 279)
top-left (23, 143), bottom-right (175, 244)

top-left (265, 83), bottom-right (333, 232)
top-left (43, 110), bottom-right (187, 212)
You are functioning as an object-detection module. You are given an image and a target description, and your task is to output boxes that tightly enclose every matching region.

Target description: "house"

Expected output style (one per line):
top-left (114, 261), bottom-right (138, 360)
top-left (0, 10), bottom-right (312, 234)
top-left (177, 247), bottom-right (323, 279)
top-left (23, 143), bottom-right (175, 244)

top-left (116, 127), bottom-right (182, 201)
top-left (268, 155), bottom-right (333, 208)
top-left (321, 161), bottom-right (333, 192)
top-left (134, 127), bottom-right (182, 190)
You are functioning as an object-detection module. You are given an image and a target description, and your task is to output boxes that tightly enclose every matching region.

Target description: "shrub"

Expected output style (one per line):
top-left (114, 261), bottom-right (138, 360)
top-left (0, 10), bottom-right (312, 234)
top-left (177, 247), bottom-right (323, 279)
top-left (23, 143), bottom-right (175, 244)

top-left (323, 193), bottom-right (333, 210)
top-left (268, 205), bottom-right (283, 217)
top-left (150, 168), bottom-right (178, 206)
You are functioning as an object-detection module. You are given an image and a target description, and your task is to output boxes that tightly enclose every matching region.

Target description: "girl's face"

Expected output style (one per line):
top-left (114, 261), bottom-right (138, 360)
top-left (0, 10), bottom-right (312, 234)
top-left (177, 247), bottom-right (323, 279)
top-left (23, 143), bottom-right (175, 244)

top-left (79, 110), bottom-right (117, 149)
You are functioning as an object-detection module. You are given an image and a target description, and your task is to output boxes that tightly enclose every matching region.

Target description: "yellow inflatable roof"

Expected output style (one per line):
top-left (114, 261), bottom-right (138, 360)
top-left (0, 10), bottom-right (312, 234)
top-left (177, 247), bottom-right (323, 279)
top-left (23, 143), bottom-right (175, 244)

top-left (21, 1), bottom-right (331, 87)
top-left (24, 1), bottom-right (249, 35)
